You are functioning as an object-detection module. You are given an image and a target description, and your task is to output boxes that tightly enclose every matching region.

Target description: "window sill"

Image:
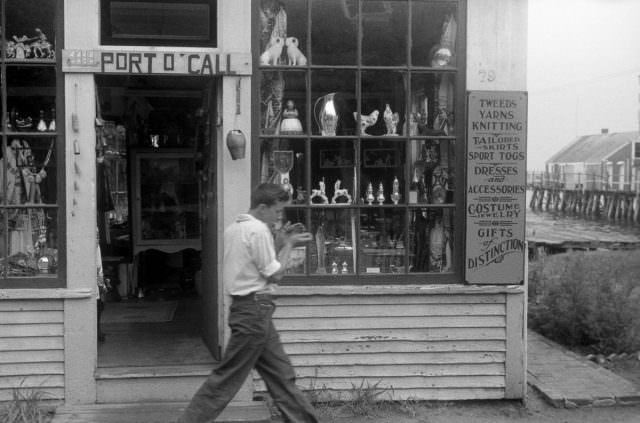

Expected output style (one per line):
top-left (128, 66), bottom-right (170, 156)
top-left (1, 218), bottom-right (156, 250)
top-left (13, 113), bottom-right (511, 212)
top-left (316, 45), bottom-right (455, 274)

top-left (0, 288), bottom-right (93, 300)
top-left (275, 284), bottom-right (524, 297)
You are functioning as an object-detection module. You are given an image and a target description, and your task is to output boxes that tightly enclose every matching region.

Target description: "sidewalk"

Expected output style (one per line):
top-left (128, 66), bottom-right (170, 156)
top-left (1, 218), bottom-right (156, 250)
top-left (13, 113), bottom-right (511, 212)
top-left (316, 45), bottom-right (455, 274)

top-left (527, 330), bottom-right (640, 408)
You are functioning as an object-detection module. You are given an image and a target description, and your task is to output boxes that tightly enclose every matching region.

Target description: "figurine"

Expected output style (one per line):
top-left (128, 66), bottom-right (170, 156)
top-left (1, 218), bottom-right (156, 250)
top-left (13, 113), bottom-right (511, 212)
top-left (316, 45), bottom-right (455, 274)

top-left (331, 179), bottom-right (352, 204)
top-left (376, 182), bottom-right (385, 205)
top-left (280, 100), bottom-right (303, 134)
top-left (260, 36), bottom-right (284, 65)
top-left (391, 177), bottom-right (401, 205)
top-left (285, 36), bottom-right (307, 66)
top-left (310, 179), bottom-right (328, 204)
top-left (383, 104), bottom-right (400, 136)
top-left (30, 28), bottom-right (54, 58)
top-left (341, 261), bottom-right (348, 274)
top-left (282, 177), bottom-right (294, 198)
top-left (12, 35), bottom-right (29, 59)
top-left (331, 261), bottom-right (339, 274)
top-left (366, 182), bottom-right (375, 205)
top-left (354, 110), bottom-right (379, 135)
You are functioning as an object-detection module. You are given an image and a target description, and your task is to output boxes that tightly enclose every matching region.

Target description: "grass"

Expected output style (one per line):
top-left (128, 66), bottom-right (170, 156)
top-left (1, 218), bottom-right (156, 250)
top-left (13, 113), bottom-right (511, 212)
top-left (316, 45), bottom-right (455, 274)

top-left (0, 388), bottom-right (53, 423)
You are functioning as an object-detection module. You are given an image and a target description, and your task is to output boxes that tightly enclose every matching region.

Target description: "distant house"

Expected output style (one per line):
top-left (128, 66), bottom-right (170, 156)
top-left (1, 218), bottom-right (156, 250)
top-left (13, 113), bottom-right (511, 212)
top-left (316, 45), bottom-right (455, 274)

top-left (545, 129), bottom-right (639, 191)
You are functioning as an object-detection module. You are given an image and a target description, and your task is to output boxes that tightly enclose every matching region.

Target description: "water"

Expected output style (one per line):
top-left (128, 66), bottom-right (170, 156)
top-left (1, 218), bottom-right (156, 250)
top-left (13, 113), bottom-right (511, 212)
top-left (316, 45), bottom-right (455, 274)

top-left (525, 190), bottom-right (640, 244)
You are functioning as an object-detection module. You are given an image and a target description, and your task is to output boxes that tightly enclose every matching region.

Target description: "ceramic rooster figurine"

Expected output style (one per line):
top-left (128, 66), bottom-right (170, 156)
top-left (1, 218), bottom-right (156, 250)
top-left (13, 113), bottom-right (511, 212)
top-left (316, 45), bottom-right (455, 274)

top-left (354, 110), bottom-right (379, 135)
top-left (383, 104), bottom-right (400, 135)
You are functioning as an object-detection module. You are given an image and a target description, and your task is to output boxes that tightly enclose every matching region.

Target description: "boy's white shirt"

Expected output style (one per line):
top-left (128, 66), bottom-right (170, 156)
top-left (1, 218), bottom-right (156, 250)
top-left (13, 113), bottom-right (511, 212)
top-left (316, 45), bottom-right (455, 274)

top-left (223, 214), bottom-right (281, 296)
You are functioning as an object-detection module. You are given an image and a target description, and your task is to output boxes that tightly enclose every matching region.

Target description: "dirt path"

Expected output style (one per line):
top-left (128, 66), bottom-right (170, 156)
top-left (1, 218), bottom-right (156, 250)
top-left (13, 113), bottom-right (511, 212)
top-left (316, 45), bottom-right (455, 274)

top-left (310, 387), bottom-right (640, 423)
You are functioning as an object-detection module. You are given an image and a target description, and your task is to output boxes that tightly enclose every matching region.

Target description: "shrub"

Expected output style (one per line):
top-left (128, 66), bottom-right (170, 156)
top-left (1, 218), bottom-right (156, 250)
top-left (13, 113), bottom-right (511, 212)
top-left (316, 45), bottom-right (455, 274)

top-left (528, 250), bottom-right (640, 354)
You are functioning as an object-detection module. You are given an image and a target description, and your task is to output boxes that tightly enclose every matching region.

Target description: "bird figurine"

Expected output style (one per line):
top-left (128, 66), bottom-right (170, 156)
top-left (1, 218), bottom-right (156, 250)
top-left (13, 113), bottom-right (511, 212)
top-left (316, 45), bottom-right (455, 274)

top-left (353, 110), bottom-right (379, 135)
top-left (383, 104), bottom-right (400, 135)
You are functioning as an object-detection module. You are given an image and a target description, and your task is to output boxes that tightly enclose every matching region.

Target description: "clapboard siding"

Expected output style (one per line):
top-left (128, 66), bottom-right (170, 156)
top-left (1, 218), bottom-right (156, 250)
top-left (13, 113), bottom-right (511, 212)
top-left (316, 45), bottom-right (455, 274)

top-left (292, 363), bottom-right (505, 378)
top-left (258, 291), bottom-right (523, 401)
top-left (0, 299), bottom-right (65, 402)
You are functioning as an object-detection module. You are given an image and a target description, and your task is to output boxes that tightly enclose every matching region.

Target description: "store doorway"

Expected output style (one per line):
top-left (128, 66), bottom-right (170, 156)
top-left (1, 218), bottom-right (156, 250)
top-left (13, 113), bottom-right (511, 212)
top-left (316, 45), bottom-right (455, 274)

top-left (94, 75), bottom-right (219, 368)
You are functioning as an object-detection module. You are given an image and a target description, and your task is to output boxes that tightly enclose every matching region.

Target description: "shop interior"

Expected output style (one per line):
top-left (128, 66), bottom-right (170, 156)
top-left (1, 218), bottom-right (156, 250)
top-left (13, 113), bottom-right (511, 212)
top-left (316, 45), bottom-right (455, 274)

top-left (94, 75), bottom-right (216, 367)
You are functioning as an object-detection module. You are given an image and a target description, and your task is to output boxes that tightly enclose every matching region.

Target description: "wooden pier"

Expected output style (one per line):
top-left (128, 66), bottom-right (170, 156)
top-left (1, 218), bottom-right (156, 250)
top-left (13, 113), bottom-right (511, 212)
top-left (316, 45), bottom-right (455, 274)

top-left (528, 187), bottom-right (640, 224)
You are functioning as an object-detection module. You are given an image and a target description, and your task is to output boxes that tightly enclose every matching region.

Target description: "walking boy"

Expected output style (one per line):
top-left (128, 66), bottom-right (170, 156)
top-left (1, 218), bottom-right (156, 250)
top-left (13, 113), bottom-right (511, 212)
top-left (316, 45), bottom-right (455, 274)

top-left (179, 183), bottom-right (318, 423)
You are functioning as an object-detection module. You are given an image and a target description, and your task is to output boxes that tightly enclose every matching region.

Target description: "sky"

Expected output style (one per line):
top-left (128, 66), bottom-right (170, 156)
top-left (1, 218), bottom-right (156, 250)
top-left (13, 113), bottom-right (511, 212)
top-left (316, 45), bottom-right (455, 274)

top-left (527, 0), bottom-right (640, 170)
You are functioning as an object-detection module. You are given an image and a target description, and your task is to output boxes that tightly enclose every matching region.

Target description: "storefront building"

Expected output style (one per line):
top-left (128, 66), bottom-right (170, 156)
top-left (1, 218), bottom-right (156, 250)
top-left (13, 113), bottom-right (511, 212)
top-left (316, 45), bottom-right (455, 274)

top-left (0, 0), bottom-right (527, 405)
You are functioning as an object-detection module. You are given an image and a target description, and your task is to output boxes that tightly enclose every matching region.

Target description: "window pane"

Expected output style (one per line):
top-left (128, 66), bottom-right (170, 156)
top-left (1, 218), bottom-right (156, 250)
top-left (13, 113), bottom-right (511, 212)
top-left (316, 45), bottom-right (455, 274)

top-left (282, 208), bottom-right (308, 275)
top-left (311, 139), bottom-right (356, 205)
top-left (411, 1), bottom-right (457, 67)
top-left (6, 0), bottom-right (56, 58)
top-left (360, 208), bottom-right (406, 274)
top-left (260, 71), bottom-right (306, 135)
top-left (310, 0), bottom-right (357, 65)
top-left (7, 67), bottom-right (56, 130)
top-left (360, 140), bottom-right (406, 205)
top-left (4, 137), bottom-right (58, 205)
top-left (2, 208), bottom-right (59, 277)
top-left (409, 207), bottom-right (454, 273)
top-left (311, 208), bottom-right (356, 275)
top-left (362, 0), bottom-right (407, 66)
top-left (109, 2), bottom-right (210, 40)
top-left (259, 0), bottom-right (308, 67)
top-left (408, 138), bottom-right (454, 204)
top-left (259, 138), bottom-right (306, 203)
top-left (311, 70), bottom-right (356, 136)
top-left (360, 71), bottom-right (405, 136)
top-left (410, 73), bottom-right (455, 136)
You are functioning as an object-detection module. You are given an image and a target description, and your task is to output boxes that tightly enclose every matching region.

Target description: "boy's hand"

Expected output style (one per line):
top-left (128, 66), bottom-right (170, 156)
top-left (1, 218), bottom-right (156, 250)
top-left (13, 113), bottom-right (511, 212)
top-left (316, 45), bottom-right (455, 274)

top-left (288, 231), bottom-right (313, 246)
top-left (275, 222), bottom-right (309, 250)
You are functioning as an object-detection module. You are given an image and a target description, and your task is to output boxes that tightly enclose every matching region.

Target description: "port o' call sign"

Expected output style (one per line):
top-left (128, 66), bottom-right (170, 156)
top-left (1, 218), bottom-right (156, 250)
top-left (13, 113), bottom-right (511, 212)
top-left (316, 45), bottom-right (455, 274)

top-left (465, 91), bottom-right (527, 285)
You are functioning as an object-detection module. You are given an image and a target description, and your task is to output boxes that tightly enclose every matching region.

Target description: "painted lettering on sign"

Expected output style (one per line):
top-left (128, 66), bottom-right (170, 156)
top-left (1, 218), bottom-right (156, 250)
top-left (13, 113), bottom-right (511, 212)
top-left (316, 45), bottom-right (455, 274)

top-left (99, 52), bottom-right (229, 75)
top-left (465, 91), bottom-right (527, 285)
top-left (62, 50), bottom-right (252, 76)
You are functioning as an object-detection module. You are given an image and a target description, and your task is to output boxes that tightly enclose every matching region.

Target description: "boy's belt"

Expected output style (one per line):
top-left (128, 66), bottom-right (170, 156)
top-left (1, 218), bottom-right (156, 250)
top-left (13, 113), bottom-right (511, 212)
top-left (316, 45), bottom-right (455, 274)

top-left (232, 291), bottom-right (273, 302)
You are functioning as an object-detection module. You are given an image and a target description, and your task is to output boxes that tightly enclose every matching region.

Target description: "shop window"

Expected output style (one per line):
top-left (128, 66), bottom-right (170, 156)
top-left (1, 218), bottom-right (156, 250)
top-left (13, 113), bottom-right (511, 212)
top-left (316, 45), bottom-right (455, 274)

top-left (255, 0), bottom-right (463, 283)
top-left (0, 0), bottom-right (64, 287)
top-left (100, 0), bottom-right (217, 46)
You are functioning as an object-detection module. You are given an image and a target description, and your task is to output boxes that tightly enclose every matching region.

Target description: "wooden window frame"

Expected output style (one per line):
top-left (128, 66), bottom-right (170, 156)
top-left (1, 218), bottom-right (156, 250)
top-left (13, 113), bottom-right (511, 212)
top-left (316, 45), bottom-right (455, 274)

top-left (252, 0), bottom-right (466, 285)
top-left (100, 0), bottom-right (217, 47)
top-left (0, 0), bottom-right (66, 288)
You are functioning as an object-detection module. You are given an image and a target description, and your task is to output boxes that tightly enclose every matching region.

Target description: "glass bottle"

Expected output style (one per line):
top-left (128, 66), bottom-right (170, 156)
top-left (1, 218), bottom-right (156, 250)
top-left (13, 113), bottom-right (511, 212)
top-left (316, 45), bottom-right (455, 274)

top-left (37, 110), bottom-right (47, 132)
top-left (48, 108), bottom-right (56, 132)
top-left (409, 168), bottom-right (419, 203)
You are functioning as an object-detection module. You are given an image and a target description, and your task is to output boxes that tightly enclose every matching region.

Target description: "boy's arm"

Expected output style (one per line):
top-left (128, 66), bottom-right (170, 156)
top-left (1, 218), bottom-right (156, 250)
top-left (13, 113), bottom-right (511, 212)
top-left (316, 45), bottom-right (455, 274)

top-left (268, 231), bottom-right (313, 282)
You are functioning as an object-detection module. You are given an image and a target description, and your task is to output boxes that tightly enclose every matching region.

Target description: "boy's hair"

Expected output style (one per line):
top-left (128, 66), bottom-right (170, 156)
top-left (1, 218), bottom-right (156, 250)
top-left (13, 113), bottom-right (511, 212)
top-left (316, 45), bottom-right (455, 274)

top-left (250, 183), bottom-right (290, 209)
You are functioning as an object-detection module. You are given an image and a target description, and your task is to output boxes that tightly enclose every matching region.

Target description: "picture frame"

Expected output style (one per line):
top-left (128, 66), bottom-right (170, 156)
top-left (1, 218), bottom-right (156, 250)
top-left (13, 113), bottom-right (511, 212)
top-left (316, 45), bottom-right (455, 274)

top-left (319, 149), bottom-right (354, 168)
top-left (363, 148), bottom-right (399, 168)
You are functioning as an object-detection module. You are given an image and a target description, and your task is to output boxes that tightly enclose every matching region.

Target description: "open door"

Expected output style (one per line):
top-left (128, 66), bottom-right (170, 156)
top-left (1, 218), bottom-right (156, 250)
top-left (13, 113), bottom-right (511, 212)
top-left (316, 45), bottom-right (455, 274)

top-left (199, 81), bottom-right (221, 360)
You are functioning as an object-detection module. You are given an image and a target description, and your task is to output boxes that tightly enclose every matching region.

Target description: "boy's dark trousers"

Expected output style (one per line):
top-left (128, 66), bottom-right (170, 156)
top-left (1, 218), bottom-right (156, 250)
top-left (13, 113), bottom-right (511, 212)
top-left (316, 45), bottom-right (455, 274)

top-left (179, 294), bottom-right (318, 423)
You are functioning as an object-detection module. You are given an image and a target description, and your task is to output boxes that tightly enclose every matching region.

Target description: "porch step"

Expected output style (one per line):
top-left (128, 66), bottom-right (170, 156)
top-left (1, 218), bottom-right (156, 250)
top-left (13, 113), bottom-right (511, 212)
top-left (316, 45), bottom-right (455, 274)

top-left (95, 364), bottom-right (252, 403)
top-left (51, 401), bottom-right (272, 423)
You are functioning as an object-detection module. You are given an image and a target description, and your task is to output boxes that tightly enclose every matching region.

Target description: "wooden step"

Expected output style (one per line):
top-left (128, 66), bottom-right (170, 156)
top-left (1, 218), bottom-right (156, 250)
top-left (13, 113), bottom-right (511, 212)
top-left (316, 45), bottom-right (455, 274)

top-left (95, 364), bottom-right (253, 403)
top-left (51, 401), bottom-right (271, 423)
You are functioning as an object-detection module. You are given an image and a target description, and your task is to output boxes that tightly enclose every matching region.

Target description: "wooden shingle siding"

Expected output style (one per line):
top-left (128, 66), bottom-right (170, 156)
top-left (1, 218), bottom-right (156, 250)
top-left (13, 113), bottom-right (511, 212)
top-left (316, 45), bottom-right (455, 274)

top-left (258, 291), bottom-right (519, 401)
top-left (0, 300), bottom-right (65, 402)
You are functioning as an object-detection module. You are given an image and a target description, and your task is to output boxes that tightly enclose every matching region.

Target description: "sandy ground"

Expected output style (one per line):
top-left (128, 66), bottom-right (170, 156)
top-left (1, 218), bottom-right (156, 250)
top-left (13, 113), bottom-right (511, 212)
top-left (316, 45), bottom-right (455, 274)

top-left (299, 386), bottom-right (640, 423)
